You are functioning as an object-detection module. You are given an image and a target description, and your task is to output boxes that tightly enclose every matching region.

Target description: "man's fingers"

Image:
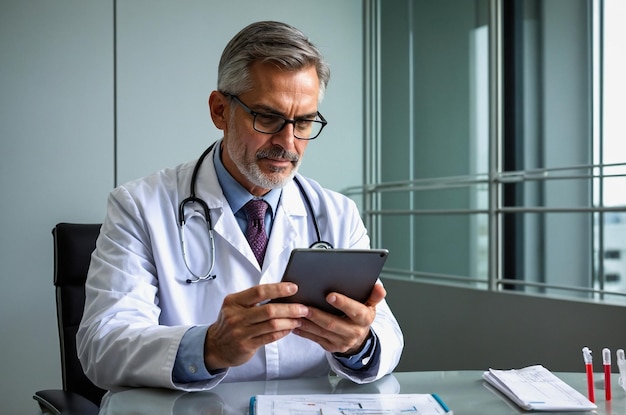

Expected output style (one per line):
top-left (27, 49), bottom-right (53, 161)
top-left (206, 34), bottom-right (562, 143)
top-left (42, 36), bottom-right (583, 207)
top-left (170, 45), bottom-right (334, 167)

top-left (235, 282), bottom-right (299, 307)
top-left (364, 283), bottom-right (386, 307)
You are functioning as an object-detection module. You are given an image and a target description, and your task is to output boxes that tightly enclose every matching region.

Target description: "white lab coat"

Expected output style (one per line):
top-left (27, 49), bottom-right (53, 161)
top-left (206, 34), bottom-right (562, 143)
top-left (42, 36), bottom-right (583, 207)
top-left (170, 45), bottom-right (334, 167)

top-left (77, 144), bottom-right (403, 392)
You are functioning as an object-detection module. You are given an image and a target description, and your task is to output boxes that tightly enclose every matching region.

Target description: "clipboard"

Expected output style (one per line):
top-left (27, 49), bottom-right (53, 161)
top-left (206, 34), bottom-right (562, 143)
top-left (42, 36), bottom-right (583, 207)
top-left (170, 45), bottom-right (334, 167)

top-left (273, 248), bottom-right (389, 315)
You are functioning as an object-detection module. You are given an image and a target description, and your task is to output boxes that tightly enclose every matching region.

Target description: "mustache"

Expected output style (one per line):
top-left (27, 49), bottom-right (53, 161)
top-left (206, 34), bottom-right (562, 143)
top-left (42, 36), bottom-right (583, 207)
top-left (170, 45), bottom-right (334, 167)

top-left (256, 146), bottom-right (299, 163)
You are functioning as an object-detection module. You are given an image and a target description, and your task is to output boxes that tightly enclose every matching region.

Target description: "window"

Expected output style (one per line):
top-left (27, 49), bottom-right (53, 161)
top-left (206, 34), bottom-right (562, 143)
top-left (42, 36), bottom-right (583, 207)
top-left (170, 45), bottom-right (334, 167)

top-left (358, 0), bottom-right (626, 303)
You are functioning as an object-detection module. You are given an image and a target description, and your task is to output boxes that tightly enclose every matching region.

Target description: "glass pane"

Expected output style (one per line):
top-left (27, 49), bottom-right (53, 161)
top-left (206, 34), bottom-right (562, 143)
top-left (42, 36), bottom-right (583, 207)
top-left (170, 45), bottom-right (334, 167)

top-left (379, 0), bottom-right (489, 181)
top-left (597, 0), bottom-right (626, 303)
top-left (378, 0), bottom-right (489, 287)
top-left (603, 0), bottom-right (626, 182)
top-left (502, 212), bottom-right (592, 298)
top-left (599, 212), bottom-right (626, 302)
top-left (502, 0), bottom-right (595, 294)
top-left (381, 211), bottom-right (489, 286)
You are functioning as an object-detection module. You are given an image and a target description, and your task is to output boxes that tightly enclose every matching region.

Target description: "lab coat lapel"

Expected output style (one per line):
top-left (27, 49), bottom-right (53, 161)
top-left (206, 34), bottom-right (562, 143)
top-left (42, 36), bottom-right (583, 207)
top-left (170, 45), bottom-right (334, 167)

top-left (262, 181), bottom-right (307, 270)
top-left (207, 196), bottom-right (258, 269)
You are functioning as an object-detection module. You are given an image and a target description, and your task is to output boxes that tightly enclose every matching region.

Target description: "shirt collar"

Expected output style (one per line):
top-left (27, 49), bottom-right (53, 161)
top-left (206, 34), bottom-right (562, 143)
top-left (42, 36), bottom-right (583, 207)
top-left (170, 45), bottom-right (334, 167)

top-left (212, 140), bottom-right (281, 217)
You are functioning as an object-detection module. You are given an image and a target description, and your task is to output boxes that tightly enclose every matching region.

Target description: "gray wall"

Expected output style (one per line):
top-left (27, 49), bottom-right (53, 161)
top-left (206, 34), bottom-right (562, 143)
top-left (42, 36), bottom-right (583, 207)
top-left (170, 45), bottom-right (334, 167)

top-left (384, 278), bottom-right (626, 373)
top-left (0, 2), bottom-right (362, 413)
top-left (113, 1), bottom-right (364, 186)
top-left (1, 2), bottom-right (114, 414)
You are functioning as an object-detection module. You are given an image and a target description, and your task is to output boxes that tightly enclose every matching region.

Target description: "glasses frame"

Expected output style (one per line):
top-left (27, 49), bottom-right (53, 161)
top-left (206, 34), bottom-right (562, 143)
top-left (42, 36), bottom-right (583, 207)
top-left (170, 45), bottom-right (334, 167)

top-left (222, 92), bottom-right (328, 140)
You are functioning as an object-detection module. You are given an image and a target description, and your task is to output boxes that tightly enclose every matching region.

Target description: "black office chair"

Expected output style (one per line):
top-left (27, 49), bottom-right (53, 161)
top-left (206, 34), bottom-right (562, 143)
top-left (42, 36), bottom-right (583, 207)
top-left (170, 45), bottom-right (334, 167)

top-left (34, 223), bottom-right (106, 414)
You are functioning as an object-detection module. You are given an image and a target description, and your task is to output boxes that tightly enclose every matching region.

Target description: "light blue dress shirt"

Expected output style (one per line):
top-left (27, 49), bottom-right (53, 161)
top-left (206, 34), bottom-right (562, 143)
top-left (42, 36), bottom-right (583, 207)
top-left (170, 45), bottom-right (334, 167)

top-left (172, 142), bottom-right (380, 383)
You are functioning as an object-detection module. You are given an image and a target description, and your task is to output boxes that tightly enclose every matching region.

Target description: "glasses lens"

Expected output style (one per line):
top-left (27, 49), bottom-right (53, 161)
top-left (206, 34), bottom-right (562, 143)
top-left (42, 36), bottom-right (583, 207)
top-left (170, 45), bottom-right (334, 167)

top-left (294, 119), bottom-right (324, 140)
top-left (253, 113), bottom-right (285, 134)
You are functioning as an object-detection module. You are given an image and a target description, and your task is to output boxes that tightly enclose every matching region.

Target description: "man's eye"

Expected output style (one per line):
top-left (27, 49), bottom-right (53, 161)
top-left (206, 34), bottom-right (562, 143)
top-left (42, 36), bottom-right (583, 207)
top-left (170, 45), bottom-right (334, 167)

top-left (295, 120), bottom-right (314, 130)
top-left (256, 114), bottom-right (282, 127)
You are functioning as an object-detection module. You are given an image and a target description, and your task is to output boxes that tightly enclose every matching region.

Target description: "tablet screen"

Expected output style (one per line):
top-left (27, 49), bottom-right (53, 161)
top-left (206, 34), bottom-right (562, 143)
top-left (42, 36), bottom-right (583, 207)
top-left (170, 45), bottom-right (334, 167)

top-left (274, 248), bottom-right (389, 315)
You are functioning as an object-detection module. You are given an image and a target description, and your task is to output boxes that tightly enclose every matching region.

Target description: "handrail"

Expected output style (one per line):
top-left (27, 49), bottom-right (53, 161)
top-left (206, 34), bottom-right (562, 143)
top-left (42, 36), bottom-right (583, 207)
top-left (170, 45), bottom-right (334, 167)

top-left (381, 269), bottom-right (626, 299)
top-left (342, 162), bottom-right (626, 195)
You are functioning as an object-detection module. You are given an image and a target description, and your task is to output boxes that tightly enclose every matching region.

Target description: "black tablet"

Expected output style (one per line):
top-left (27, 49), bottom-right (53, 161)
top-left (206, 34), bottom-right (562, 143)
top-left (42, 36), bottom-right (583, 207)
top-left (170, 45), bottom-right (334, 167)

top-left (273, 248), bottom-right (389, 315)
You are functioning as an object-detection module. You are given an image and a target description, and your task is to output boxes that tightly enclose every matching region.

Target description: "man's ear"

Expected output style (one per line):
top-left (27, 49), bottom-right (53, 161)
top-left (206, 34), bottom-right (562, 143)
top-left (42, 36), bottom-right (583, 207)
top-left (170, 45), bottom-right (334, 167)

top-left (208, 91), bottom-right (228, 130)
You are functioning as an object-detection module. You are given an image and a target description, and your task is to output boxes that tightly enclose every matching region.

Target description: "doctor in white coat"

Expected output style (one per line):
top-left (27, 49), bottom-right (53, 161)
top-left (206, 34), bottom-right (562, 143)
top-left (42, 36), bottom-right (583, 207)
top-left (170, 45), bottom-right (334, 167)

top-left (77, 21), bottom-right (403, 393)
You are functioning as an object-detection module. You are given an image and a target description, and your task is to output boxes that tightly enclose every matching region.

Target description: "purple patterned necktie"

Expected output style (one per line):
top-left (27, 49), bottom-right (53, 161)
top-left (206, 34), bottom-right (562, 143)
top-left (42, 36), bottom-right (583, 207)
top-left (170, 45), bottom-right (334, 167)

top-left (243, 199), bottom-right (269, 266)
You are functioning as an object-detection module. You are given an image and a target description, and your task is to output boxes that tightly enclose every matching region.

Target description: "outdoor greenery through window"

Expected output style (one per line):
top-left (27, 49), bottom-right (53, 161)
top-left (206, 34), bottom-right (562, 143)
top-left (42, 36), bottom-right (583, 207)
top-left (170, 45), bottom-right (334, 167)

top-left (354, 0), bottom-right (626, 303)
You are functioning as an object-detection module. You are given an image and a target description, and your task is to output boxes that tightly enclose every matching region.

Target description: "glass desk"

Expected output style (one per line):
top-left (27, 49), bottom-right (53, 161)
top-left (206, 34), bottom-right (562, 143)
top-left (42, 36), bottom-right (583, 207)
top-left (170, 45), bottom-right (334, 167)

top-left (98, 371), bottom-right (624, 414)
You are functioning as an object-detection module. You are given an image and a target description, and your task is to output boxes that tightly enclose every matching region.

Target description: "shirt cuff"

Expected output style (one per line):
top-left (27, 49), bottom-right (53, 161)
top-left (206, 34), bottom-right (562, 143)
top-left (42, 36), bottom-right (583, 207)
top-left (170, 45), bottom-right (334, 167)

top-left (173, 325), bottom-right (220, 383)
top-left (333, 329), bottom-right (379, 370)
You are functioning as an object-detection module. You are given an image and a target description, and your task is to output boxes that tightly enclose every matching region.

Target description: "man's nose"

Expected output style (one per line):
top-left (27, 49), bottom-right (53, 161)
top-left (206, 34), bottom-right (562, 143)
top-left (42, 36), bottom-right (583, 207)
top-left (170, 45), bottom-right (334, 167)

top-left (270, 121), bottom-right (297, 148)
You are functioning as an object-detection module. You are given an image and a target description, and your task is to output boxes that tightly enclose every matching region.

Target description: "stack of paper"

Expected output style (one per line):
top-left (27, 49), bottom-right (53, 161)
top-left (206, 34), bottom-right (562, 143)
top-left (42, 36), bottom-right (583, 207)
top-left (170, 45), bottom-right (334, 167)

top-left (483, 365), bottom-right (597, 411)
top-left (250, 393), bottom-right (452, 415)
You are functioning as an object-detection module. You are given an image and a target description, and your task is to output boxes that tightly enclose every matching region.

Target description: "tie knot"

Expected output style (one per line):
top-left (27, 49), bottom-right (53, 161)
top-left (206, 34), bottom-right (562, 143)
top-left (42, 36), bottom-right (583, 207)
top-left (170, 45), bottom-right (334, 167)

top-left (243, 199), bottom-right (268, 222)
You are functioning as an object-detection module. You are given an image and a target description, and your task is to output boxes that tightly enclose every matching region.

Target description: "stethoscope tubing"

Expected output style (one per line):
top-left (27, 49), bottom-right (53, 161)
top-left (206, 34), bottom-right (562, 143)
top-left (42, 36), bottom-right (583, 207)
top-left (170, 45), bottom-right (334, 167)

top-left (179, 142), bottom-right (332, 283)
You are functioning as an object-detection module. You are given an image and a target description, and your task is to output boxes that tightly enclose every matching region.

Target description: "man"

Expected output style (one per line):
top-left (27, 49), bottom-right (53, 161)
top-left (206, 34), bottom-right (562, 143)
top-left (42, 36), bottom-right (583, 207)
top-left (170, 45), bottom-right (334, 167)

top-left (77, 21), bottom-right (403, 392)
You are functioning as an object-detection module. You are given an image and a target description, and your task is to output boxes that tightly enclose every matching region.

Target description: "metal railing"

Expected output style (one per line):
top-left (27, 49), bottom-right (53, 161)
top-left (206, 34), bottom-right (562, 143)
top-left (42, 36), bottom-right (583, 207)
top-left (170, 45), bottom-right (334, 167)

top-left (342, 162), bottom-right (626, 301)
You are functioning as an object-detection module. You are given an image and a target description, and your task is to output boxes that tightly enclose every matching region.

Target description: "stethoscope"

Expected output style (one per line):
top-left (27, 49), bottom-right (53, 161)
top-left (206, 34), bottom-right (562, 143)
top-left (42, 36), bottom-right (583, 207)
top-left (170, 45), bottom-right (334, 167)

top-left (179, 142), bottom-right (333, 283)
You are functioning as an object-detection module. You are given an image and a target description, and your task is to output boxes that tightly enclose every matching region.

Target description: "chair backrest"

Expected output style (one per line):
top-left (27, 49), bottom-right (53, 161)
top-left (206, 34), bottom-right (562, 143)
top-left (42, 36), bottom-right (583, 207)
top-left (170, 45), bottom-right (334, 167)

top-left (53, 222), bottom-right (106, 406)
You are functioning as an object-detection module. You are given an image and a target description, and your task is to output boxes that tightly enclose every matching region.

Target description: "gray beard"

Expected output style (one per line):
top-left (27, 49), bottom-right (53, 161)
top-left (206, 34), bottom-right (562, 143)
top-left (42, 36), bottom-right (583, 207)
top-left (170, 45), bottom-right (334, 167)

top-left (225, 136), bottom-right (301, 190)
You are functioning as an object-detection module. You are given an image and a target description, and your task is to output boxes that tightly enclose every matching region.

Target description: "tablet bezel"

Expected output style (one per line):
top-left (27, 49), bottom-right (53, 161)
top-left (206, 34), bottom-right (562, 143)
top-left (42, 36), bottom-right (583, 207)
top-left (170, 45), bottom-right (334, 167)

top-left (273, 248), bottom-right (389, 315)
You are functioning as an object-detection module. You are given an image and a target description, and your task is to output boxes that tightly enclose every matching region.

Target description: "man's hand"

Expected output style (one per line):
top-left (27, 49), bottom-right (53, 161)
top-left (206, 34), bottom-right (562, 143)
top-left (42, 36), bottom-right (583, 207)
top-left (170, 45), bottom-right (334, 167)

top-left (203, 282), bottom-right (309, 371)
top-left (293, 283), bottom-right (386, 355)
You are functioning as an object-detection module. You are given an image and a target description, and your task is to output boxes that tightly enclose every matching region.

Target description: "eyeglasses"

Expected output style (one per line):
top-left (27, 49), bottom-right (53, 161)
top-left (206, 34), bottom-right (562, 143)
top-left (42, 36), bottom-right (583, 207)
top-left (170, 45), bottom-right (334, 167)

top-left (224, 93), bottom-right (327, 140)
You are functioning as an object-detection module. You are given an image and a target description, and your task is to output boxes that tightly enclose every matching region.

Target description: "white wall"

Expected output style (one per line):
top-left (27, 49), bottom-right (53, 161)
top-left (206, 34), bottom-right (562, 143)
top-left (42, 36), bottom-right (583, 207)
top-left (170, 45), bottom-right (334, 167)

top-left (0, 1), bottom-right (363, 413)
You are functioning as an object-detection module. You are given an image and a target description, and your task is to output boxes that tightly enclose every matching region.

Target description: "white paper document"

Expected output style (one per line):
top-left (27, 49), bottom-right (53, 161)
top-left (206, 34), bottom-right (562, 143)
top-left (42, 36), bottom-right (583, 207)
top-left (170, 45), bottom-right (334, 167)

top-left (482, 365), bottom-right (597, 411)
top-left (250, 393), bottom-right (452, 415)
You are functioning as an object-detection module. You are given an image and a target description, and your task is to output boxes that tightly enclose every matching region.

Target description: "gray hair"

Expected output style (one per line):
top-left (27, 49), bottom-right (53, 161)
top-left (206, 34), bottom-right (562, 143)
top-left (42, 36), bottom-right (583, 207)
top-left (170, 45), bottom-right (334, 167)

top-left (217, 21), bottom-right (331, 102)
